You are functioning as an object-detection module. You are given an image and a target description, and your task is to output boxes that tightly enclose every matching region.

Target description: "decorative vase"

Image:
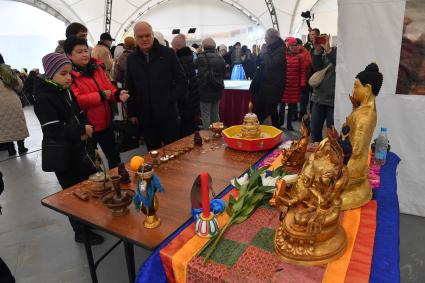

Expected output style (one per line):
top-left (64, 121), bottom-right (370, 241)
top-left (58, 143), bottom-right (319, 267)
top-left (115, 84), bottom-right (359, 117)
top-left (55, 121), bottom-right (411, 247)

top-left (195, 212), bottom-right (219, 238)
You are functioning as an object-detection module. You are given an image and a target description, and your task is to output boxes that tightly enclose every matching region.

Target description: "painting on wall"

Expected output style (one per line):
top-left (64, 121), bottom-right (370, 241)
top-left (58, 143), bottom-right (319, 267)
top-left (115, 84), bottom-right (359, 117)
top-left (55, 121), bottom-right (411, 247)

top-left (396, 0), bottom-right (425, 95)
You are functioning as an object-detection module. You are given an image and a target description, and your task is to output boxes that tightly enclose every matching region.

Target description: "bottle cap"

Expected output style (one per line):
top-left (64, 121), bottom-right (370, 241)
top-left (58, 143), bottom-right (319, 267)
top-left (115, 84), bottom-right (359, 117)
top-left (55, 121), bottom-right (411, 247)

top-left (381, 127), bottom-right (387, 132)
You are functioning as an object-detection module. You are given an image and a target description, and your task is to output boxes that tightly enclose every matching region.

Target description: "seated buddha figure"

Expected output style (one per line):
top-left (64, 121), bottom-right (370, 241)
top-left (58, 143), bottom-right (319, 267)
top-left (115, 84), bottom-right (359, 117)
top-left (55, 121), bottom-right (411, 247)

top-left (281, 115), bottom-right (310, 172)
top-left (341, 63), bottom-right (383, 210)
top-left (269, 133), bottom-right (348, 265)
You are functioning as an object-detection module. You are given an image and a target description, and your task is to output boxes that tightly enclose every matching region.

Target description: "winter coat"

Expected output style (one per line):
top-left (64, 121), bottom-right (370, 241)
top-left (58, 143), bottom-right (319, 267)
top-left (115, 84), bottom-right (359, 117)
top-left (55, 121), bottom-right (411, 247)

top-left (33, 77), bottom-right (95, 173)
top-left (0, 65), bottom-right (29, 143)
top-left (310, 47), bottom-right (337, 107)
top-left (231, 48), bottom-right (242, 65)
top-left (113, 49), bottom-right (134, 85)
top-left (196, 48), bottom-right (226, 103)
top-left (70, 58), bottom-right (118, 132)
top-left (126, 39), bottom-right (188, 125)
top-left (250, 38), bottom-right (286, 104)
top-left (299, 46), bottom-right (313, 78)
top-left (92, 42), bottom-right (113, 80)
top-left (282, 52), bottom-right (307, 104)
top-left (176, 47), bottom-right (199, 118)
top-left (243, 54), bottom-right (258, 80)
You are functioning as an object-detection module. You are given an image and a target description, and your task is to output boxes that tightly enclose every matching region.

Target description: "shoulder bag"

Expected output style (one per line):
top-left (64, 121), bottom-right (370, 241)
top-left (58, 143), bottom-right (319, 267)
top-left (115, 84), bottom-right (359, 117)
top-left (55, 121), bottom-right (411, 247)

top-left (308, 63), bottom-right (332, 88)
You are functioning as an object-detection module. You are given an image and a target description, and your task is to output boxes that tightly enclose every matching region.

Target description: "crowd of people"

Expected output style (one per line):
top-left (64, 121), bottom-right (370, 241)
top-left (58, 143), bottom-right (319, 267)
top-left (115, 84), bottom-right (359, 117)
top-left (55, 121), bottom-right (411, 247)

top-left (0, 20), bottom-right (337, 245)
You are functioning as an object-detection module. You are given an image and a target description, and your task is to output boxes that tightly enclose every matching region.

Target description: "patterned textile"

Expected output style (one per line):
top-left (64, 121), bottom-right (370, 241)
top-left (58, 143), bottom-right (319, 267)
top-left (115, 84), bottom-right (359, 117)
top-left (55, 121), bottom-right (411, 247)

top-left (136, 151), bottom-right (400, 283)
top-left (188, 206), bottom-right (327, 283)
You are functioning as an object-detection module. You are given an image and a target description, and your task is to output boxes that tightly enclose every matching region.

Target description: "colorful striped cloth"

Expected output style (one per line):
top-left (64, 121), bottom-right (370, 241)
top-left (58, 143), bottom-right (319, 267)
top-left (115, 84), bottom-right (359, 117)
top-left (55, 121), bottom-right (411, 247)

top-left (136, 151), bottom-right (400, 283)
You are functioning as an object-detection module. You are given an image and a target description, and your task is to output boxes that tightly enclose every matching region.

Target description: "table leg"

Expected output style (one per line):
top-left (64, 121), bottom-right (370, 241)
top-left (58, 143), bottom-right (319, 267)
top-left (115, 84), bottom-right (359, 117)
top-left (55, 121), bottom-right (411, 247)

top-left (82, 225), bottom-right (98, 283)
top-left (123, 241), bottom-right (135, 283)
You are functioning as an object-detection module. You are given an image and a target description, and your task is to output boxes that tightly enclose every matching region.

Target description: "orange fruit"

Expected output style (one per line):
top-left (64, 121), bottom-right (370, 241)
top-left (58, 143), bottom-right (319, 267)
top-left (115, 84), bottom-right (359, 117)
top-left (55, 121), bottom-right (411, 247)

top-left (130, 156), bottom-right (144, 172)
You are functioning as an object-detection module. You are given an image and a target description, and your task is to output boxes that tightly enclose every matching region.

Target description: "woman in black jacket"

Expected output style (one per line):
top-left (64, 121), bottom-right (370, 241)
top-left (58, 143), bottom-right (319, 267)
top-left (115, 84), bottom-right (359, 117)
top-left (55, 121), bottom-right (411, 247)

top-left (34, 53), bottom-right (103, 245)
top-left (196, 38), bottom-right (226, 130)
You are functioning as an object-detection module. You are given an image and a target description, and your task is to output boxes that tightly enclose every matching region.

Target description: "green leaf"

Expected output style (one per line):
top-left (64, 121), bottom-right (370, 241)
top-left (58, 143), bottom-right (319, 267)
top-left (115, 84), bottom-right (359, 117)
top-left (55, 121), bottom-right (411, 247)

top-left (229, 195), bottom-right (236, 206)
top-left (232, 195), bottom-right (245, 212)
top-left (256, 185), bottom-right (275, 193)
top-left (225, 202), bottom-right (233, 216)
top-left (238, 184), bottom-right (248, 196)
top-left (248, 166), bottom-right (268, 189)
top-left (233, 213), bottom-right (252, 224)
top-left (272, 166), bottom-right (284, 177)
top-left (251, 192), bottom-right (265, 204)
top-left (233, 178), bottom-right (241, 189)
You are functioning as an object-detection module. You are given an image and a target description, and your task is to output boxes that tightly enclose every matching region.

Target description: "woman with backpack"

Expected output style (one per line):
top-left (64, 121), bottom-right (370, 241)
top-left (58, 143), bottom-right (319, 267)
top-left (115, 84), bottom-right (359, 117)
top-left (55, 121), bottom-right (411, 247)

top-left (196, 37), bottom-right (226, 130)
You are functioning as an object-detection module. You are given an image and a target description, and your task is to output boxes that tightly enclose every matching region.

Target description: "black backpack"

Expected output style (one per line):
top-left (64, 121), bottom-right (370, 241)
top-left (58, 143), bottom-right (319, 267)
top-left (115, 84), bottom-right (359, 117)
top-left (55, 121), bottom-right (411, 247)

top-left (201, 53), bottom-right (224, 91)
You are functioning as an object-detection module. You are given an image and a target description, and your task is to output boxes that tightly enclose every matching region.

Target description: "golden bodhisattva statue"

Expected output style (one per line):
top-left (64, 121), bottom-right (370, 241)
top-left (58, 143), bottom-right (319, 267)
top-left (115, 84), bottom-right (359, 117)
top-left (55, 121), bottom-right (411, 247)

top-left (341, 63), bottom-right (383, 210)
top-left (270, 131), bottom-right (349, 265)
top-left (281, 115), bottom-right (310, 173)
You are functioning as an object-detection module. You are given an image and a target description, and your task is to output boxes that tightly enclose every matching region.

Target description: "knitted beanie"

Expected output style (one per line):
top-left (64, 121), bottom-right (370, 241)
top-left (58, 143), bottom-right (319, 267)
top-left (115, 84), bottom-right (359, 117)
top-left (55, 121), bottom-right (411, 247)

top-left (286, 37), bottom-right (297, 47)
top-left (356, 63), bottom-right (383, 96)
top-left (42, 52), bottom-right (71, 79)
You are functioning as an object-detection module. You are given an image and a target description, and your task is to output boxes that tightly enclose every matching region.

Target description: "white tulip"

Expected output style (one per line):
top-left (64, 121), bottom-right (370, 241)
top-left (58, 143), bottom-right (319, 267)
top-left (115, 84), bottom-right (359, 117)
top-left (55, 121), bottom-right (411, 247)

top-left (231, 173), bottom-right (250, 187)
top-left (260, 173), bottom-right (280, 187)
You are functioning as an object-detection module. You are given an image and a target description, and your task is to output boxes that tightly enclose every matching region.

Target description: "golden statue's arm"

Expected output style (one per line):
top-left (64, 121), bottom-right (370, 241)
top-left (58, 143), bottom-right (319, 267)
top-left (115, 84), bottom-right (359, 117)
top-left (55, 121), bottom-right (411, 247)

top-left (350, 114), bottom-right (369, 158)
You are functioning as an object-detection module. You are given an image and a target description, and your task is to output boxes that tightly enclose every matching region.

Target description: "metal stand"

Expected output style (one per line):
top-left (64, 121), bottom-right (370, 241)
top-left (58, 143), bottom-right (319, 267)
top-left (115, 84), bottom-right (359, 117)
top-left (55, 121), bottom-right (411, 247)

top-left (82, 225), bottom-right (98, 283)
top-left (124, 242), bottom-right (135, 283)
top-left (81, 225), bottom-right (135, 283)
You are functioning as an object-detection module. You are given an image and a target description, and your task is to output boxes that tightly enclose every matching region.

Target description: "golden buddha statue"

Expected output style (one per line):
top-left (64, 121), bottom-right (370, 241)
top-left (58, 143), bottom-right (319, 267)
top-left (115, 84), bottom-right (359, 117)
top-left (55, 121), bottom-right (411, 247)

top-left (341, 63), bottom-right (383, 210)
top-left (281, 115), bottom-right (310, 173)
top-left (270, 132), bottom-right (348, 266)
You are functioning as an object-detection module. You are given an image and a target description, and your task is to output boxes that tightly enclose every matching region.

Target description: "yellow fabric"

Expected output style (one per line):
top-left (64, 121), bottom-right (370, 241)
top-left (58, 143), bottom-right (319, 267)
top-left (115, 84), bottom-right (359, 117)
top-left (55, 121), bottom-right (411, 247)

top-left (269, 154), bottom-right (283, 170)
top-left (172, 211), bottom-right (230, 283)
top-left (322, 208), bottom-right (362, 283)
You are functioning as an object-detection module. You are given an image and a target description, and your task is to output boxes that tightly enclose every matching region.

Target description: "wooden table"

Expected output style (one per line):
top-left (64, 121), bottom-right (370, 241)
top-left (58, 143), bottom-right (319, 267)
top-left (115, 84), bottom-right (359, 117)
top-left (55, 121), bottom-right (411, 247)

top-left (41, 132), bottom-right (265, 283)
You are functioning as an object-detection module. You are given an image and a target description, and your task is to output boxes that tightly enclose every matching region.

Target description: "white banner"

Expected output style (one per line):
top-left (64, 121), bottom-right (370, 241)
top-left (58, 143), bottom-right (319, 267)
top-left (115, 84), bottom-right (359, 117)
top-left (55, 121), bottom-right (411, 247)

top-left (336, 0), bottom-right (425, 216)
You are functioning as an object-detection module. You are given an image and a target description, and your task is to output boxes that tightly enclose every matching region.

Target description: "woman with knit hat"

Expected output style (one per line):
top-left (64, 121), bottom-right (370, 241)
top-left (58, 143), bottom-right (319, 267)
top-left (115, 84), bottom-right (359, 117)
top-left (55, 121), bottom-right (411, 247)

top-left (34, 52), bottom-right (104, 245)
top-left (0, 63), bottom-right (29, 156)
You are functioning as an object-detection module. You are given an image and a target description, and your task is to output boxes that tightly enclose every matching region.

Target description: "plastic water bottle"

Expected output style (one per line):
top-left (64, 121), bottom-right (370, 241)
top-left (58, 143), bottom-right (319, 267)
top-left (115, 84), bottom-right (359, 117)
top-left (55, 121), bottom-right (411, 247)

top-left (374, 127), bottom-right (388, 165)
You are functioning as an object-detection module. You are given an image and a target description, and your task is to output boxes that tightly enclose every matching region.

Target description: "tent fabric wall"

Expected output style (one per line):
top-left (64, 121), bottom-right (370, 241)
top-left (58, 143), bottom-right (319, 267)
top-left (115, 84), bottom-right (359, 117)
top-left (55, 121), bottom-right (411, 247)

top-left (11, 0), bottom-right (338, 44)
top-left (335, 0), bottom-right (425, 217)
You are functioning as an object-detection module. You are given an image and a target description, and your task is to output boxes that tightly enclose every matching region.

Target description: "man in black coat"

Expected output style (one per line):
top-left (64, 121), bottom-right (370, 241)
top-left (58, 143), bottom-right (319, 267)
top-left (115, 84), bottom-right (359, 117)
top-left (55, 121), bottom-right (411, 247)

top-left (250, 28), bottom-right (286, 128)
top-left (126, 22), bottom-right (188, 150)
top-left (171, 34), bottom-right (200, 138)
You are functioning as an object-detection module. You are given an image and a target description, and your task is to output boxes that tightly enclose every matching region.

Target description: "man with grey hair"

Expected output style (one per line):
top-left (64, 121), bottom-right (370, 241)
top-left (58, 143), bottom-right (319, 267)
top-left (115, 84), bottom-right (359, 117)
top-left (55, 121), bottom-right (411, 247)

top-left (126, 21), bottom-right (188, 150)
top-left (249, 28), bottom-right (286, 128)
top-left (196, 37), bottom-right (226, 130)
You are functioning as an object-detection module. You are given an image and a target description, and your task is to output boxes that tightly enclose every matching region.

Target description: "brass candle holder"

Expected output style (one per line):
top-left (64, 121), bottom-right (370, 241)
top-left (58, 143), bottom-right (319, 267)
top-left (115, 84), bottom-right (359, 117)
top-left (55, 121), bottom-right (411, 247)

top-left (101, 175), bottom-right (135, 216)
top-left (149, 150), bottom-right (160, 167)
top-left (210, 122), bottom-right (224, 138)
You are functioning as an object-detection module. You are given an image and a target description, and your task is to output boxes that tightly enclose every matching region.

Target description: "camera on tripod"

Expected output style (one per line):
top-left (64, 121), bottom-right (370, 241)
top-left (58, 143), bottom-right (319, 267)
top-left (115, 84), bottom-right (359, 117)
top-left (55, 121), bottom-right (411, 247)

top-left (301, 11), bottom-right (314, 29)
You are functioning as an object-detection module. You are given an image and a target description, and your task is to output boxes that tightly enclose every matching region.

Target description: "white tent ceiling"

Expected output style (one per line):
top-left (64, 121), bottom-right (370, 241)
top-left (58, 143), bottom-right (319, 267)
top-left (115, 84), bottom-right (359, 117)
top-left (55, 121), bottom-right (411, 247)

top-left (10, 0), bottom-right (337, 44)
